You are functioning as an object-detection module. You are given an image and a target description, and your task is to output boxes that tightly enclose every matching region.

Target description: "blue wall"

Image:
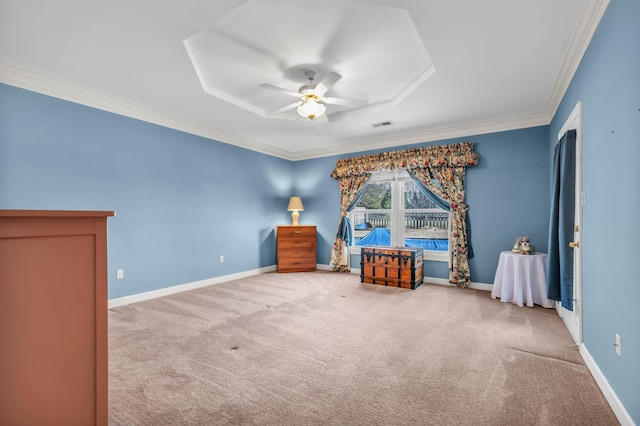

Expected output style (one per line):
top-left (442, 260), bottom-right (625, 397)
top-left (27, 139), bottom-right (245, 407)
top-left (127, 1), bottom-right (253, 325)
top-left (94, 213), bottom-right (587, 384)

top-left (550, 0), bottom-right (639, 421)
top-left (295, 126), bottom-right (551, 285)
top-left (0, 82), bottom-right (551, 290)
top-left (292, 156), bottom-right (341, 265)
top-left (0, 83), bottom-right (293, 299)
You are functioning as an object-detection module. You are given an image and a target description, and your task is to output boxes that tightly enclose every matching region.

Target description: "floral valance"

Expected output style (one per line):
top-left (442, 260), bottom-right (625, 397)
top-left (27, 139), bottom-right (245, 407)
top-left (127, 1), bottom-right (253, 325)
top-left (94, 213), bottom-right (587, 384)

top-left (330, 142), bottom-right (479, 179)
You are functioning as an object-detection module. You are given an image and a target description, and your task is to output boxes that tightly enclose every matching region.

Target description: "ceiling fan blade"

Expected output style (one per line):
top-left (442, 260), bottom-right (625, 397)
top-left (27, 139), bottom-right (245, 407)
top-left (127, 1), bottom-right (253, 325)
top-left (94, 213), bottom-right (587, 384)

top-left (259, 83), bottom-right (300, 98)
top-left (268, 101), bottom-right (302, 114)
top-left (323, 96), bottom-right (367, 107)
top-left (315, 72), bottom-right (341, 95)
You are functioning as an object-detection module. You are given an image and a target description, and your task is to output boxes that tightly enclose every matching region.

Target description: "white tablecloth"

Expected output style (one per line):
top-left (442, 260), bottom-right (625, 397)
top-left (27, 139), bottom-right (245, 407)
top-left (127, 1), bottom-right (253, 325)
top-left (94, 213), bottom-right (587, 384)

top-left (491, 251), bottom-right (553, 308)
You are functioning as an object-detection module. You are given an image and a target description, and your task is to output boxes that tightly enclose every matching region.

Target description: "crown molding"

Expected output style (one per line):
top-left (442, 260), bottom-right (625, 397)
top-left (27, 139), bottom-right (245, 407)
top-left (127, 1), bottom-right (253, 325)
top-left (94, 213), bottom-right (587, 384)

top-left (0, 63), bottom-right (293, 160)
top-left (544, 0), bottom-right (610, 119)
top-left (1, 0), bottom-right (609, 167)
top-left (300, 0), bottom-right (610, 162)
top-left (0, 62), bottom-right (553, 162)
top-left (287, 111), bottom-right (552, 161)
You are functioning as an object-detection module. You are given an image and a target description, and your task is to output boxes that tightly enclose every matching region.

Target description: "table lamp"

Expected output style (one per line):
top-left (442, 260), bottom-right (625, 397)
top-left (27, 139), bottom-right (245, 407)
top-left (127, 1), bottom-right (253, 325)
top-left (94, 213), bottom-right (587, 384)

top-left (287, 196), bottom-right (304, 226)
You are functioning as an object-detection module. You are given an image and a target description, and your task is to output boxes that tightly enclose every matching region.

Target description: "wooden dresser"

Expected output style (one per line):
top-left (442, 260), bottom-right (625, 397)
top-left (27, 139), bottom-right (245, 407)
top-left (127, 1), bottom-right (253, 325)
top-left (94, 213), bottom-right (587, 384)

top-left (276, 225), bottom-right (317, 272)
top-left (0, 210), bottom-right (113, 425)
top-left (360, 246), bottom-right (424, 289)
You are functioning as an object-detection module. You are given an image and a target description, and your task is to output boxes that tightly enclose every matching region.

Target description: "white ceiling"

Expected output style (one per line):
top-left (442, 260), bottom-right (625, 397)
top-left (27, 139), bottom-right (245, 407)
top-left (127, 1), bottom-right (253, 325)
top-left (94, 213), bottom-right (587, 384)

top-left (0, 0), bottom-right (608, 160)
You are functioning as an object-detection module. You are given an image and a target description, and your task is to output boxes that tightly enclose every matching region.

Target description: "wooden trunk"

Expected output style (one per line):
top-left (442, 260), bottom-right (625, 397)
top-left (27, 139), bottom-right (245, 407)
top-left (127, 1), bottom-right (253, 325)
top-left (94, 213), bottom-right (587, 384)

top-left (360, 246), bottom-right (424, 289)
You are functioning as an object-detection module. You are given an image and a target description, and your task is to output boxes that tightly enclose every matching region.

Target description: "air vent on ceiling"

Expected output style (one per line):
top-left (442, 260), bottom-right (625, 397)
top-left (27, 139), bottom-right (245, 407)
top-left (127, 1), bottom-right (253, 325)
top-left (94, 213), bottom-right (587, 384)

top-left (372, 120), bottom-right (394, 128)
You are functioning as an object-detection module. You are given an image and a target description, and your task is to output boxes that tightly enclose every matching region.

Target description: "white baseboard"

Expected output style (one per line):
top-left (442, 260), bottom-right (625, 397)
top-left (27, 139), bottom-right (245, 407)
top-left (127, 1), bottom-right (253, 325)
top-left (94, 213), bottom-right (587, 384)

top-left (421, 276), bottom-right (493, 291)
top-left (108, 265), bottom-right (277, 308)
top-left (349, 268), bottom-right (492, 291)
top-left (580, 344), bottom-right (636, 426)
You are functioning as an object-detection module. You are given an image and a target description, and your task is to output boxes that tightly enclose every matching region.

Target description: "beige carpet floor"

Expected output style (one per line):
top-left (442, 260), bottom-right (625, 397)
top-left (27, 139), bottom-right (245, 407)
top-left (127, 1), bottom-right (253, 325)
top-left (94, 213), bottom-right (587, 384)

top-left (108, 271), bottom-right (618, 425)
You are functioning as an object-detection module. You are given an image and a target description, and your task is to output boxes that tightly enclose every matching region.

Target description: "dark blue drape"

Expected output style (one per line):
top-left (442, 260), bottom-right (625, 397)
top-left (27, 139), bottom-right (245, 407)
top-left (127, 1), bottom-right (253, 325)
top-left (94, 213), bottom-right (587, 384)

top-left (337, 216), bottom-right (352, 246)
top-left (547, 129), bottom-right (576, 310)
top-left (407, 170), bottom-right (474, 258)
top-left (407, 171), bottom-right (449, 210)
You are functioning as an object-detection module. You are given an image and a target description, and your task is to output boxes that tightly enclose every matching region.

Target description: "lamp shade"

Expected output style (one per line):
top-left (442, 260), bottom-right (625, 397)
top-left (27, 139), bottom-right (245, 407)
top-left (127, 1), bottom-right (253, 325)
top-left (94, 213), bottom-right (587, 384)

top-left (287, 197), bottom-right (304, 211)
top-left (297, 98), bottom-right (326, 120)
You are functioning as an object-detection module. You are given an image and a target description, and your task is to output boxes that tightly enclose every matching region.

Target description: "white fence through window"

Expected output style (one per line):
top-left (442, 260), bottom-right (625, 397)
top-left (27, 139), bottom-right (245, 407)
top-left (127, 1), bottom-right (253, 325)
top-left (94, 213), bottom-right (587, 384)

top-left (351, 210), bottom-right (448, 231)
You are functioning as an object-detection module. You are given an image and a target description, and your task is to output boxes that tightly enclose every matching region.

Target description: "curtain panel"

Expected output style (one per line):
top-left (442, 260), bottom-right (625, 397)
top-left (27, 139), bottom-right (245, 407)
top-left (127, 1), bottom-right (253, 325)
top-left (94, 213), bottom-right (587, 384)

top-left (547, 130), bottom-right (576, 310)
top-left (329, 174), bottom-right (370, 271)
top-left (329, 142), bottom-right (479, 286)
top-left (409, 167), bottom-right (472, 286)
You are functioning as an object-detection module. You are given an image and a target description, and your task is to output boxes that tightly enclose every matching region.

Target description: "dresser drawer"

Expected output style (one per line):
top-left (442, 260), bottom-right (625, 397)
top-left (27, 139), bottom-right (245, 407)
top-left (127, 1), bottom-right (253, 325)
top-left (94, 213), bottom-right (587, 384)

top-left (278, 246), bottom-right (316, 258)
top-left (277, 226), bottom-right (316, 239)
top-left (277, 257), bottom-right (317, 272)
top-left (277, 238), bottom-right (316, 249)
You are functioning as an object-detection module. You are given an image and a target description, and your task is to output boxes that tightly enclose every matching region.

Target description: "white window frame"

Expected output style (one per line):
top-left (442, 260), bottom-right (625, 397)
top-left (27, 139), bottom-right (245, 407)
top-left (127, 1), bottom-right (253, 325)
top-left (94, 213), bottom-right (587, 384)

top-left (349, 170), bottom-right (449, 262)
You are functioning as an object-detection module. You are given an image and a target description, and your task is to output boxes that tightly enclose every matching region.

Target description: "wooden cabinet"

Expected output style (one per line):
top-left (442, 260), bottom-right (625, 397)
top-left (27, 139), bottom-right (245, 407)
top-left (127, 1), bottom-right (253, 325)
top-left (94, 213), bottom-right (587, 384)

top-left (0, 210), bottom-right (113, 426)
top-left (360, 246), bottom-right (424, 289)
top-left (276, 225), bottom-right (316, 272)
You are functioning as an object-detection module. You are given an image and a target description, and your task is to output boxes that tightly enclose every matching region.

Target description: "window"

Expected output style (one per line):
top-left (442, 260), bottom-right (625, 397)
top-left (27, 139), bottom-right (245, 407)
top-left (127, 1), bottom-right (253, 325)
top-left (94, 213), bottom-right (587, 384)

top-left (349, 170), bottom-right (449, 261)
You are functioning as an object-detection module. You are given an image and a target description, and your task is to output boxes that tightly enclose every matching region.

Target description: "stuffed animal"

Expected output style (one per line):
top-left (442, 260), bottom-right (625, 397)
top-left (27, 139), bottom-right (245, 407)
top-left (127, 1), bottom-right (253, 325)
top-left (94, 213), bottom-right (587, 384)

top-left (512, 237), bottom-right (522, 253)
top-left (519, 236), bottom-right (536, 254)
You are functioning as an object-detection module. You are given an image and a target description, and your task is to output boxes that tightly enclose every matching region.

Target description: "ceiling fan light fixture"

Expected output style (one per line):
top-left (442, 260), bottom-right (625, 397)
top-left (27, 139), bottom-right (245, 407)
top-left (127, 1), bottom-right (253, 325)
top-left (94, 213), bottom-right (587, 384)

top-left (297, 98), bottom-right (326, 120)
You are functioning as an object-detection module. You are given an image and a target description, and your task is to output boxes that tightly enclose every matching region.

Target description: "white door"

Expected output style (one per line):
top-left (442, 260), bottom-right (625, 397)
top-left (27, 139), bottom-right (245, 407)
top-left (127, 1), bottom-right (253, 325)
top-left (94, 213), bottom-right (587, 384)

top-left (556, 101), bottom-right (582, 344)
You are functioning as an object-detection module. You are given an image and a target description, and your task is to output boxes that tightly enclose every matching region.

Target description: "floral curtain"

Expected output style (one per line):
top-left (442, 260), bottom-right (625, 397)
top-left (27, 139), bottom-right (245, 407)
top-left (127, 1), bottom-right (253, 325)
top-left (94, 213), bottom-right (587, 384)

top-left (330, 174), bottom-right (370, 271)
top-left (330, 142), bottom-right (479, 286)
top-left (410, 167), bottom-right (472, 286)
top-left (330, 143), bottom-right (478, 179)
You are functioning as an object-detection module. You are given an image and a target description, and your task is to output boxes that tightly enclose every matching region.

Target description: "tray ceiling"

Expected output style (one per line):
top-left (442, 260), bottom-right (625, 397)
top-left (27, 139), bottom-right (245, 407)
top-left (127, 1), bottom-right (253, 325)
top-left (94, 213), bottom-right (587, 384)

top-left (0, 0), bottom-right (609, 160)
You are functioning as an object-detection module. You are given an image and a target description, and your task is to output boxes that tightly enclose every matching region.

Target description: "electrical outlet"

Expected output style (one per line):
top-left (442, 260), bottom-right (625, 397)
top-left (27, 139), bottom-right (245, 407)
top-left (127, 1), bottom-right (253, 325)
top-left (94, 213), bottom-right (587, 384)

top-left (615, 334), bottom-right (622, 357)
top-left (219, 255), bottom-right (224, 263)
top-left (116, 269), bottom-right (124, 280)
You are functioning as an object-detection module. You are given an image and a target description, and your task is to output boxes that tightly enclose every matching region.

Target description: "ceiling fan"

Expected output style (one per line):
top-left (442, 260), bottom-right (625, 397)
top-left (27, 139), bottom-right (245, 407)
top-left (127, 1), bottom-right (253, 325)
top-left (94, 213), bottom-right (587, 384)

top-left (259, 71), bottom-right (366, 122)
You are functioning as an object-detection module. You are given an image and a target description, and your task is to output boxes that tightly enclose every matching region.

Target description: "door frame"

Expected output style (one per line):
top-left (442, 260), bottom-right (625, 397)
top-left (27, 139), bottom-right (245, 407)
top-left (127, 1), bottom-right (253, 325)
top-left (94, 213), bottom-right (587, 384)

top-left (556, 100), bottom-right (583, 344)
